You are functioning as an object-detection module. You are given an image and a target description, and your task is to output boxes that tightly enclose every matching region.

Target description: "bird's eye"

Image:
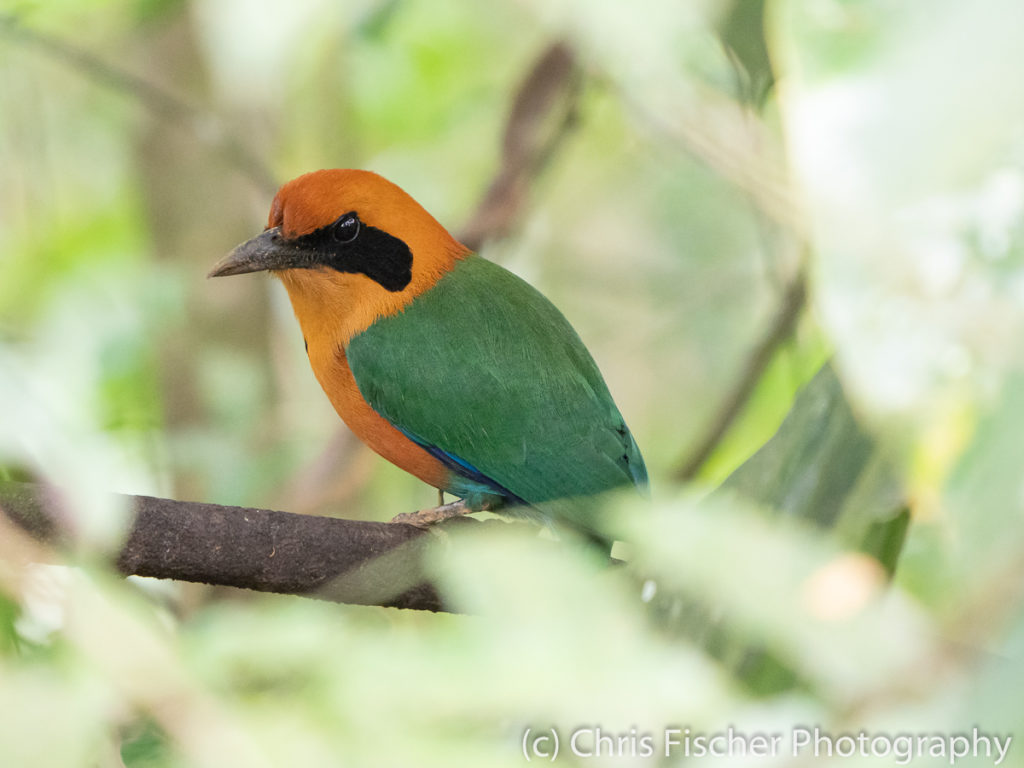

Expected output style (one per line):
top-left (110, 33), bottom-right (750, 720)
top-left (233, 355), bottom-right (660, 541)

top-left (332, 214), bottom-right (360, 244)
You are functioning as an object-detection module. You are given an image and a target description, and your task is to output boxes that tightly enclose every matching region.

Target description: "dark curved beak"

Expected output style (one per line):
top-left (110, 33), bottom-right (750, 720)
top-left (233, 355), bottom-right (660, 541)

top-left (208, 227), bottom-right (311, 278)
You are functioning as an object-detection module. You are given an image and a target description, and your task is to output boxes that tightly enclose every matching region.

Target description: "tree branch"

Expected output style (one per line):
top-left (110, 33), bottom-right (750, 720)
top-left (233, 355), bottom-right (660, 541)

top-left (0, 482), bottom-right (452, 612)
top-left (0, 14), bottom-right (278, 194)
top-left (674, 269), bottom-right (808, 481)
top-left (459, 41), bottom-right (582, 250)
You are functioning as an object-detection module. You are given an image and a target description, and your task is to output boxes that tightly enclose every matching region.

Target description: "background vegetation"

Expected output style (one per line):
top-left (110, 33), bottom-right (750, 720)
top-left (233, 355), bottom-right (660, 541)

top-left (1, 0), bottom-right (1023, 765)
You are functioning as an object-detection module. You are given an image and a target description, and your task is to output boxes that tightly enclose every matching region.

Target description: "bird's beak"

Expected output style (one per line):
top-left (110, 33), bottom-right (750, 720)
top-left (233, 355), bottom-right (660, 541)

top-left (208, 226), bottom-right (309, 278)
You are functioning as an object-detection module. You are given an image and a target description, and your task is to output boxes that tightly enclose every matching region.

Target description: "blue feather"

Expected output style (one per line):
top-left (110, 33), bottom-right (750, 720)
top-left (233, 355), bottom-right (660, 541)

top-left (393, 424), bottom-right (527, 506)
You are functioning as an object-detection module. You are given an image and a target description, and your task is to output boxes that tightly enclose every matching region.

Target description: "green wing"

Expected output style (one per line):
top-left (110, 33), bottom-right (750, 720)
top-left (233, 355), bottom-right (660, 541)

top-left (346, 254), bottom-right (646, 509)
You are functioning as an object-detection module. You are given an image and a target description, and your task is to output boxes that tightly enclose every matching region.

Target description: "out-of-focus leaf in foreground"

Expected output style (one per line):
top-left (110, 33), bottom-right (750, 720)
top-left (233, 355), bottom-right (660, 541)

top-left (772, 0), bottom-right (1024, 428)
top-left (612, 365), bottom-right (920, 699)
top-left (724, 364), bottom-right (908, 573)
top-left (620, 492), bottom-right (932, 706)
top-left (771, 0), bottom-right (1024, 669)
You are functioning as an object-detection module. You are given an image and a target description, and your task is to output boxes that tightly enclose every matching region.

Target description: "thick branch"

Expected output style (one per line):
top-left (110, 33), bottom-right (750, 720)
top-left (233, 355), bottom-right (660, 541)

top-left (0, 482), bottom-right (450, 612)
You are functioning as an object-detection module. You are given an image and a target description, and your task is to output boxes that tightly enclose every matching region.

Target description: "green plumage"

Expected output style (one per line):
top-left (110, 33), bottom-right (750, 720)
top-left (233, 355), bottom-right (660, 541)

top-left (346, 254), bottom-right (646, 525)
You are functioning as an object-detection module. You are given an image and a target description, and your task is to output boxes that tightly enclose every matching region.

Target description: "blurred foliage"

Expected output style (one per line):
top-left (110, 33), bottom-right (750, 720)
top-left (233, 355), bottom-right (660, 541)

top-left (1, 0), bottom-right (1024, 766)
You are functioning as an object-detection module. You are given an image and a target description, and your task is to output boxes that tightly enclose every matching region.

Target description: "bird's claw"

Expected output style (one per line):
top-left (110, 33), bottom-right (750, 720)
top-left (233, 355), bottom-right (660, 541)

top-left (390, 499), bottom-right (474, 528)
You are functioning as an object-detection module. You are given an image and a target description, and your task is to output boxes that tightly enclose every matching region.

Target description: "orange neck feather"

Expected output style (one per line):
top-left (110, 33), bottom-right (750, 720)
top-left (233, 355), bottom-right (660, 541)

top-left (277, 245), bottom-right (463, 350)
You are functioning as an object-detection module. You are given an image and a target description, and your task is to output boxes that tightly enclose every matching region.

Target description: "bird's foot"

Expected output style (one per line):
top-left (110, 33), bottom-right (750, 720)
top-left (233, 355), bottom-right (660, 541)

top-left (390, 498), bottom-right (482, 528)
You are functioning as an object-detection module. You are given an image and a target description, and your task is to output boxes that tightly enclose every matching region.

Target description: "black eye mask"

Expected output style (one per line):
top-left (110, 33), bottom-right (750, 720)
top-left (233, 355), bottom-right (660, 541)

top-left (291, 211), bottom-right (413, 292)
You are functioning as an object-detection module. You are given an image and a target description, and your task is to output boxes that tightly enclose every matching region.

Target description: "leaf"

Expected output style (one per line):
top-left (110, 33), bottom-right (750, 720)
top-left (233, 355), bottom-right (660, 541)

top-left (724, 363), bottom-right (907, 569)
top-left (632, 364), bottom-right (913, 695)
top-left (770, 0), bottom-right (1024, 425)
top-left (718, 0), bottom-right (775, 106)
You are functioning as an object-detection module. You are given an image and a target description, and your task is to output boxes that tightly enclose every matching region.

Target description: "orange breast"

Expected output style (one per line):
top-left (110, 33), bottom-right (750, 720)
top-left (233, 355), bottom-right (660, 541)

top-left (305, 336), bottom-right (451, 491)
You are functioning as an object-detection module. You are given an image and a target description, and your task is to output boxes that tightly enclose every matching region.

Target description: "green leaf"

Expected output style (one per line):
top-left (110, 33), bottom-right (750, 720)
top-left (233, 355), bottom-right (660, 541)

top-left (637, 364), bottom-right (913, 694)
top-left (724, 363), bottom-right (907, 568)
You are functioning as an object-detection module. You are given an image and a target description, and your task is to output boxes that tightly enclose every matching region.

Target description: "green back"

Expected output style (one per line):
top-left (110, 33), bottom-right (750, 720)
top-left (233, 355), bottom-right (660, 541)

top-left (346, 254), bottom-right (646, 507)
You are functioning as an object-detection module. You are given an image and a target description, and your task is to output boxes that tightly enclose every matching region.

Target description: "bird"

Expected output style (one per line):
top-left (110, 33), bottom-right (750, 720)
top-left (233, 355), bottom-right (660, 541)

top-left (208, 169), bottom-right (646, 549)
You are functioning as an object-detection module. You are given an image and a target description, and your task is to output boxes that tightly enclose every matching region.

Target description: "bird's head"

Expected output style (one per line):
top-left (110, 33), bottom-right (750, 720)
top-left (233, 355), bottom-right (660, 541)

top-left (210, 169), bottom-right (468, 340)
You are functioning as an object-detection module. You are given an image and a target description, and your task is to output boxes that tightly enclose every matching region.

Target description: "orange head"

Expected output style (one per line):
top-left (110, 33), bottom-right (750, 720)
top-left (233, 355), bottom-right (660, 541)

top-left (209, 169), bottom-right (469, 345)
